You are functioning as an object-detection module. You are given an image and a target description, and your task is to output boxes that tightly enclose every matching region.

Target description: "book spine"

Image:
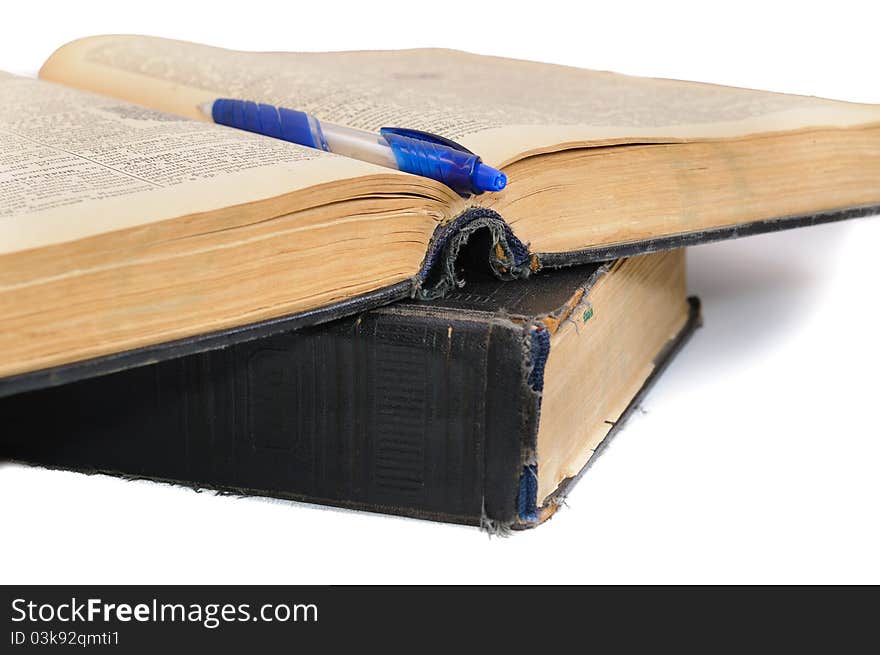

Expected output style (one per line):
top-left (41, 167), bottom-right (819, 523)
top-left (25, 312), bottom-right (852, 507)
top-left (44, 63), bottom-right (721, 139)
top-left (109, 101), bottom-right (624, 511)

top-left (0, 307), bottom-right (533, 526)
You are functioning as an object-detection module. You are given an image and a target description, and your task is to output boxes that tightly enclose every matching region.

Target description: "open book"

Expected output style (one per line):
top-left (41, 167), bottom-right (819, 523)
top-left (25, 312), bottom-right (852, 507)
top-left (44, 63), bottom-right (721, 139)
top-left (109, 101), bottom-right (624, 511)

top-left (2, 35), bottom-right (879, 382)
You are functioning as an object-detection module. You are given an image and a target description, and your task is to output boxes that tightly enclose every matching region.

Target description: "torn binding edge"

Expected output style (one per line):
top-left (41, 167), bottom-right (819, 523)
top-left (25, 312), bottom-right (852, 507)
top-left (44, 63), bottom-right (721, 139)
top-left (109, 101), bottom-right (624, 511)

top-left (413, 207), bottom-right (539, 300)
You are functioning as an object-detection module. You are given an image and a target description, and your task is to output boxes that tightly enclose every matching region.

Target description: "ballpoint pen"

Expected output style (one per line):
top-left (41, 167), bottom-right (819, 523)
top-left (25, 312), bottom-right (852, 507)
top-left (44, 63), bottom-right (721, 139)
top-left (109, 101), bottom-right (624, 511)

top-left (199, 98), bottom-right (507, 196)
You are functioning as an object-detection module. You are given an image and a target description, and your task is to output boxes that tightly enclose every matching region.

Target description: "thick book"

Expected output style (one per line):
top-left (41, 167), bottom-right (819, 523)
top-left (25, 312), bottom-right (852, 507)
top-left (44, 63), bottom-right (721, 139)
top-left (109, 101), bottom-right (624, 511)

top-left (0, 35), bottom-right (877, 387)
top-left (1, 250), bottom-right (700, 529)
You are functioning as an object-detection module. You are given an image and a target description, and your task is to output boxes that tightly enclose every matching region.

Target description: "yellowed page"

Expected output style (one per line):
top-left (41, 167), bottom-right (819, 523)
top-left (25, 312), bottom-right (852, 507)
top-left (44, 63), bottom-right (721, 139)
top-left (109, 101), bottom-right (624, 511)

top-left (536, 251), bottom-right (689, 504)
top-left (0, 72), bottom-right (406, 254)
top-left (40, 35), bottom-right (880, 167)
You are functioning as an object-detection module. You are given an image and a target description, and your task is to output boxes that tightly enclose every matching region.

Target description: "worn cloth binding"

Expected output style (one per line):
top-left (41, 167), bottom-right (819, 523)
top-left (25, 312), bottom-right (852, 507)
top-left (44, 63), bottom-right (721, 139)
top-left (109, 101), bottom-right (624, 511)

top-left (1, 257), bottom-right (701, 529)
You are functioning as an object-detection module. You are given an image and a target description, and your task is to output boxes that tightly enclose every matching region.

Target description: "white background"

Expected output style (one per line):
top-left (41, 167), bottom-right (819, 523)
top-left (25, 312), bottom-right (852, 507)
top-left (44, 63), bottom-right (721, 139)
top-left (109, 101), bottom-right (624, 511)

top-left (1, 0), bottom-right (878, 584)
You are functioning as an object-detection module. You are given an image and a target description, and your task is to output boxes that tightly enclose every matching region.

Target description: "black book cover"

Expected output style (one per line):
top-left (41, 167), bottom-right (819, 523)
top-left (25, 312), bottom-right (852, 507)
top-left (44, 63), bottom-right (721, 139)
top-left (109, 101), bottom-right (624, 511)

top-left (1, 256), bottom-right (701, 530)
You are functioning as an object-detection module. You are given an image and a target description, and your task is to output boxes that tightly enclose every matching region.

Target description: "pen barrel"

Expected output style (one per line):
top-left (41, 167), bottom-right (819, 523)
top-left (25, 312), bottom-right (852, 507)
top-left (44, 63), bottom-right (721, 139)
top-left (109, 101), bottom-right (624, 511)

top-left (210, 99), bottom-right (329, 150)
top-left (382, 132), bottom-right (479, 195)
top-left (207, 99), bottom-right (503, 194)
top-left (320, 124), bottom-right (400, 169)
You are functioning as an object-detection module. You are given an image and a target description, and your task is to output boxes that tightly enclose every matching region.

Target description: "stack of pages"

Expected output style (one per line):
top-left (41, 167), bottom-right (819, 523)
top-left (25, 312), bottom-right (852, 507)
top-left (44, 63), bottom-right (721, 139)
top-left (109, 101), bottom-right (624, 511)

top-left (2, 36), bottom-right (878, 529)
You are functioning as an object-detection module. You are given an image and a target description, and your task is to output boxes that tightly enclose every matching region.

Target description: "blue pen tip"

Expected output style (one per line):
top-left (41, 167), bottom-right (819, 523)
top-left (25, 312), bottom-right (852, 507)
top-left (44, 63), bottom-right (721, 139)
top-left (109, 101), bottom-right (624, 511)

top-left (472, 163), bottom-right (507, 193)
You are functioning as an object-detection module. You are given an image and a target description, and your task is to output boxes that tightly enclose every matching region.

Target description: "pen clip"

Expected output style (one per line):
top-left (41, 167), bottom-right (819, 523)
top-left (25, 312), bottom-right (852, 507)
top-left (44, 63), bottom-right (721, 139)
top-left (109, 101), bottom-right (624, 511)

top-left (379, 127), bottom-right (475, 155)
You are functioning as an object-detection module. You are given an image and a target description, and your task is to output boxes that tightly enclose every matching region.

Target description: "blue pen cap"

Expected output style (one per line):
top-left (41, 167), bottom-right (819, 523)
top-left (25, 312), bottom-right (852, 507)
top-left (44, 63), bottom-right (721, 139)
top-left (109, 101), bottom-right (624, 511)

top-left (381, 131), bottom-right (506, 195)
top-left (472, 163), bottom-right (508, 193)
